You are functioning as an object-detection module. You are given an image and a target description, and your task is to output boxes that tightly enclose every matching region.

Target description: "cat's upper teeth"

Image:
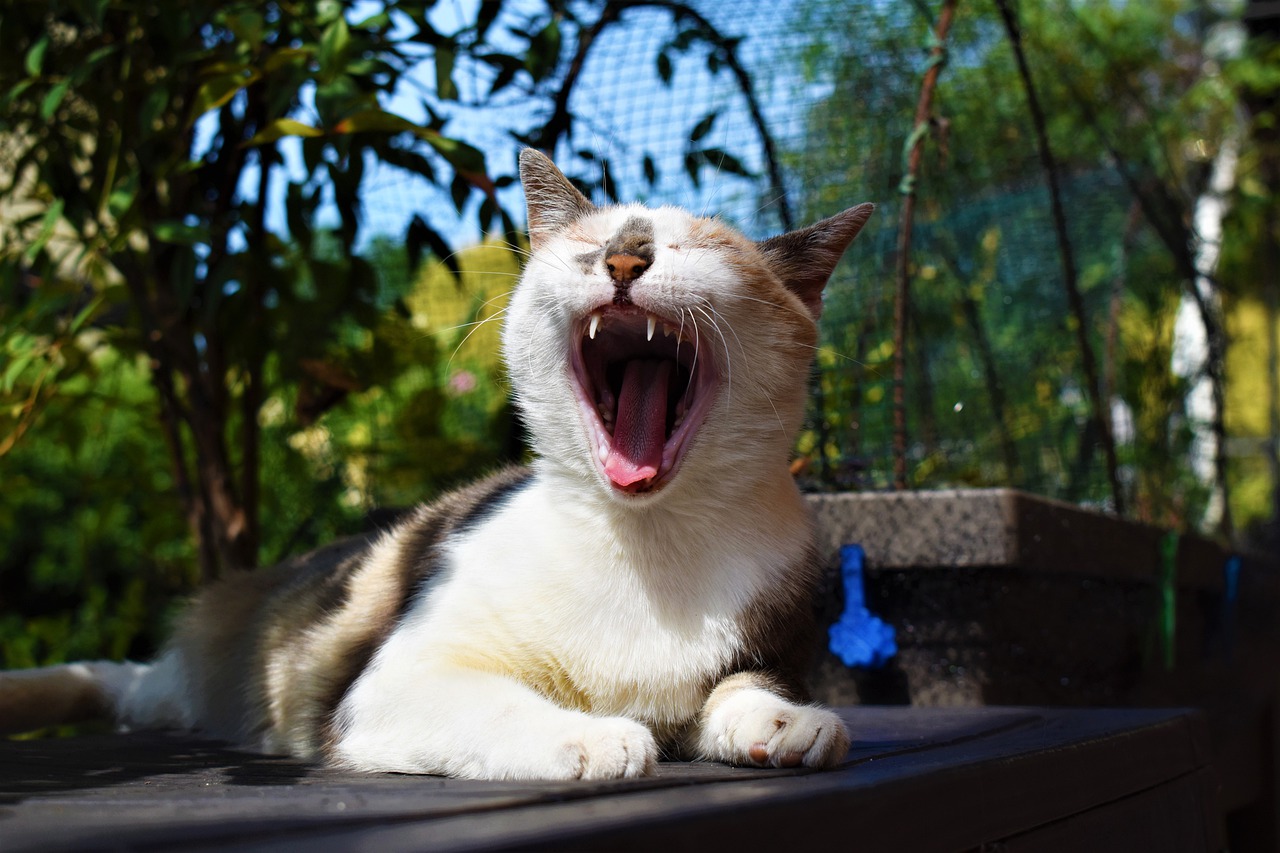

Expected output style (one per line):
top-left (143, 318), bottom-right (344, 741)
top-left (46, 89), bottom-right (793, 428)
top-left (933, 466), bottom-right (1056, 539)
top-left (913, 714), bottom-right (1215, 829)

top-left (581, 310), bottom-right (688, 344)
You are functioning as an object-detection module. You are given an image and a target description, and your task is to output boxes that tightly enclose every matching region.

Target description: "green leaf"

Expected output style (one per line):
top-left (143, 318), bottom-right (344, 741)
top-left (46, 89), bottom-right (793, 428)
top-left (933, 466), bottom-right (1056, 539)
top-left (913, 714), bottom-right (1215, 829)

top-left (246, 117), bottom-right (326, 146)
top-left (525, 19), bottom-right (561, 83)
top-left (353, 10), bottom-right (391, 31)
top-left (22, 199), bottom-right (64, 264)
top-left (435, 47), bottom-right (458, 101)
top-left (189, 70), bottom-right (259, 123)
top-left (84, 44), bottom-right (119, 68)
top-left (138, 88), bottom-right (168, 136)
top-left (332, 109), bottom-right (419, 135)
top-left (318, 17), bottom-right (352, 78)
top-left (2, 353), bottom-right (35, 394)
top-left (690, 111), bottom-right (718, 143)
top-left (375, 144), bottom-right (437, 182)
top-left (421, 217), bottom-right (460, 279)
top-left (449, 174), bottom-right (470, 214)
top-left (314, 75), bottom-right (366, 126)
top-left (39, 79), bottom-right (71, 120)
top-left (2, 79), bottom-right (35, 112)
top-left (107, 170), bottom-right (139, 216)
top-left (225, 10), bottom-right (265, 50)
top-left (68, 295), bottom-right (104, 336)
top-left (315, 0), bottom-right (344, 25)
top-left (24, 35), bottom-right (49, 77)
top-left (152, 221), bottom-right (209, 246)
top-left (263, 46), bottom-right (313, 74)
top-left (657, 51), bottom-right (673, 86)
top-left (701, 148), bottom-right (752, 178)
top-left (684, 152), bottom-right (701, 188)
top-left (425, 134), bottom-right (487, 176)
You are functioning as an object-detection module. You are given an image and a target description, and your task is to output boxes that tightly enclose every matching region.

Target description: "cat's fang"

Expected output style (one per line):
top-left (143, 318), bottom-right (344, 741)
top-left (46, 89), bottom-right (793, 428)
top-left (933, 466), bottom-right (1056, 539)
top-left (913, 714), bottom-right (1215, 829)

top-left (646, 315), bottom-right (656, 341)
top-left (588, 313), bottom-right (601, 340)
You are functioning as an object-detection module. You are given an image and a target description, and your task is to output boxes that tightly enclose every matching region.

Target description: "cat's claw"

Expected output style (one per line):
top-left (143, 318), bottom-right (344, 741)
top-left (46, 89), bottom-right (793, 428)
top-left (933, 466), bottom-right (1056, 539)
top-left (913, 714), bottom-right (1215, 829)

top-left (703, 689), bottom-right (850, 770)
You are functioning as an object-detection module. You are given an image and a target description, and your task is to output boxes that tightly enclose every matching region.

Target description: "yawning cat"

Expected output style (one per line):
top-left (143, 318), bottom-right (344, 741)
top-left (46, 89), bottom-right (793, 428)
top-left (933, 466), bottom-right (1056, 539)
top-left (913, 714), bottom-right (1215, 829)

top-left (0, 150), bottom-right (874, 780)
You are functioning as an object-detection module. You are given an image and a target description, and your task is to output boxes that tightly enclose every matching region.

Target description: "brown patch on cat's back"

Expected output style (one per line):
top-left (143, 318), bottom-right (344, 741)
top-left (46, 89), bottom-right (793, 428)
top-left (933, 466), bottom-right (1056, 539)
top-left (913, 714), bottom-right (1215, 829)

top-left (164, 536), bottom-right (374, 746)
top-left (167, 467), bottom-right (533, 760)
top-left (302, 465), bottom-right (534, 758)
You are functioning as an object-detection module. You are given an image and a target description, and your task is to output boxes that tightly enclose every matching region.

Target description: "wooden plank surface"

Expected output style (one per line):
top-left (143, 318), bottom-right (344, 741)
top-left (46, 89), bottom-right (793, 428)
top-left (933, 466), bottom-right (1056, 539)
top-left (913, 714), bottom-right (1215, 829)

top-left (0, 707), bottom-right (1220, 852)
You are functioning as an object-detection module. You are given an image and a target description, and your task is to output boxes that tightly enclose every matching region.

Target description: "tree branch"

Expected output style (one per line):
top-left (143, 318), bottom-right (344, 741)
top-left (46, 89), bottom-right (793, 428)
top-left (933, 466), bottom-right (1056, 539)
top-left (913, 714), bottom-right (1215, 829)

top-left (893, 0), bottom-right (958, 490)
top-left (995, 0), bottom-right (1125, 514)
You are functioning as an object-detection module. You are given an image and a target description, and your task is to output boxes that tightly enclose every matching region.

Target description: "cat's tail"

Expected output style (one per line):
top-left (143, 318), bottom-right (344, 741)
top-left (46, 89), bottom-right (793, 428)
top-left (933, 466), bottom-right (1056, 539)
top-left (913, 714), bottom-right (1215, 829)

top-left (0, 651), bottom-right (192, 735)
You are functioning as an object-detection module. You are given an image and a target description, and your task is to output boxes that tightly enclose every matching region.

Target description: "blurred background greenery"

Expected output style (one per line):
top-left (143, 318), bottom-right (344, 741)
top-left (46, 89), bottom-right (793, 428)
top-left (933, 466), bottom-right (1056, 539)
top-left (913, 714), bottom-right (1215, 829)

top-left (1, 0), bottom-right (1277, 665)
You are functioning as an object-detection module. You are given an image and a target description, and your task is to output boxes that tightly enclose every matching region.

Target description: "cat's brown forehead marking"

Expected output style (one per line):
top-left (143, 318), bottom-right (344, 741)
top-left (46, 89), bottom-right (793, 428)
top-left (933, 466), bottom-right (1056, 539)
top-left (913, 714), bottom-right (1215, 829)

top-left (574, 249), bottom-right (604, 273)
top-left (603, 216), bottom-right (655, 265)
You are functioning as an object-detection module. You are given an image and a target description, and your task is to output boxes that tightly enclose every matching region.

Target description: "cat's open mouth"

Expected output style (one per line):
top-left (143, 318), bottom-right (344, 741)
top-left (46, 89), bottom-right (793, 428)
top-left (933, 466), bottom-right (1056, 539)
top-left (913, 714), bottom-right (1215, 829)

top-left (569, 307), bottom-right (719, 495)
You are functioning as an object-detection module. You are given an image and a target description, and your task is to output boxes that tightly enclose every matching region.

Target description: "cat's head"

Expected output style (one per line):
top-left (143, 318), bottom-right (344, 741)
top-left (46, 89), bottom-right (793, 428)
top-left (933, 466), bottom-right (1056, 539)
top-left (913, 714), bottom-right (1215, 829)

top-left (503, 149), bottom-right (872, 504)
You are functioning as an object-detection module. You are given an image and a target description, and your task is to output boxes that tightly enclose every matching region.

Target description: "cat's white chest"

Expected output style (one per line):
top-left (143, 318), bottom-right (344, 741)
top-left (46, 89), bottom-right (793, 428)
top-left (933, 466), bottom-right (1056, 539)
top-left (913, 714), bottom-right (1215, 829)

top-left (406, 484), bottom-right (780, 726)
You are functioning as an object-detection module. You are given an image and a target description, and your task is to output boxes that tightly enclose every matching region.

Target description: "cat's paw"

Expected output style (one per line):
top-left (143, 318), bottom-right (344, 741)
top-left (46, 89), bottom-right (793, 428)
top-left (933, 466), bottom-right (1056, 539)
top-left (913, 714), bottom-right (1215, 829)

top-left (543, 716), bottom-right (658, 780)
top-left (702, 689), bottom-right (850, 769)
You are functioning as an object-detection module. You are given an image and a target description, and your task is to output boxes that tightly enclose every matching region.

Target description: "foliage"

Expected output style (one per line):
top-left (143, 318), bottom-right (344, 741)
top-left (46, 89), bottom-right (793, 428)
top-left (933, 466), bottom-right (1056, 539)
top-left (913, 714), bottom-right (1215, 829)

top-left (783, 0), bottom-right (1264, 534)
top-left (0, 0), bottom-right (516, 581)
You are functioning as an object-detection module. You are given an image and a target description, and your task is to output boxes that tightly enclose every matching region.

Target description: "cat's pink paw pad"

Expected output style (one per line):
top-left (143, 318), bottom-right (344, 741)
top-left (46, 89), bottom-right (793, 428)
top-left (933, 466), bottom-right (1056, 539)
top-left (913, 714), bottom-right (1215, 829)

top-left (706, 691), bottom-right (850, 770)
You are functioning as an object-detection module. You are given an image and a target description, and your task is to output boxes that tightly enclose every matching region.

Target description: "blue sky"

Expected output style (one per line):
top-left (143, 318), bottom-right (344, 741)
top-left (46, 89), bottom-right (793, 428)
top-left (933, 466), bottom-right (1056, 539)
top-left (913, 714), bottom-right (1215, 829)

top-left (200, 0), bottom-right (810, 258)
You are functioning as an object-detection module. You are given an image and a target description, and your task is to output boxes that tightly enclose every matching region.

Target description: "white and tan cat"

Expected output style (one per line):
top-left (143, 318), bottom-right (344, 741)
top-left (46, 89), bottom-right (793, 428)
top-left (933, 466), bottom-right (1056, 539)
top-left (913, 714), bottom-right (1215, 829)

top-left (0, 150), bottom-right (874, 780)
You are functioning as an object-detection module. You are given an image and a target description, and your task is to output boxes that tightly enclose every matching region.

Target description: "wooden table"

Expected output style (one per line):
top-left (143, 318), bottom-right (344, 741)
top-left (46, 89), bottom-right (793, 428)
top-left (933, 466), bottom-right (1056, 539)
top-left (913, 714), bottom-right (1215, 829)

top-left (0, 707), bottom-right (1221, 852)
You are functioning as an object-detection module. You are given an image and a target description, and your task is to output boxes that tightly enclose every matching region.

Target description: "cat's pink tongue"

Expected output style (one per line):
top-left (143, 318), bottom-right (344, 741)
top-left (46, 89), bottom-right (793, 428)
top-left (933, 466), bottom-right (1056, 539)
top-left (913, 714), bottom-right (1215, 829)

top-left (604, 359), bottom-right (671, 488)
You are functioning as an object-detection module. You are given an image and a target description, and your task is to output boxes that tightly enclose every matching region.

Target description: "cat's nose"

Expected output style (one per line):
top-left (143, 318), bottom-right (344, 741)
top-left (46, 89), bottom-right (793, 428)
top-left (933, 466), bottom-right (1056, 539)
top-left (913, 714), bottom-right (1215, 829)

top-left (605, 253), bottom-right (649, 285)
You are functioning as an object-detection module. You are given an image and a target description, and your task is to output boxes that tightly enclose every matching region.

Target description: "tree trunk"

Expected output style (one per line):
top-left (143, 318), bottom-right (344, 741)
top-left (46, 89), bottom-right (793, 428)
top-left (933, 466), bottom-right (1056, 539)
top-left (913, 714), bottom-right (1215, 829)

top-left (1172, 131), bottom-right (1239, 538)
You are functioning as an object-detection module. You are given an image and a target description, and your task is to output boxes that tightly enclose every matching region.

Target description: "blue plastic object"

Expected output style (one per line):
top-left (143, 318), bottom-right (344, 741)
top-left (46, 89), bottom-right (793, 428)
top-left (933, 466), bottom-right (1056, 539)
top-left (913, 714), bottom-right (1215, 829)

top-left (828, 544), bottom-right (897, 668)
top-left (1222, 555), bottom-right (1242, 658)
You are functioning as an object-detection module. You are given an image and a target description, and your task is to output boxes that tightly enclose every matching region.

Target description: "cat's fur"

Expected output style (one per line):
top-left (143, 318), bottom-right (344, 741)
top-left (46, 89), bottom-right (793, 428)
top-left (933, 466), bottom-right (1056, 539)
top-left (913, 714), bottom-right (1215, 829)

top-left (0, 150), bottom-right (873, 780)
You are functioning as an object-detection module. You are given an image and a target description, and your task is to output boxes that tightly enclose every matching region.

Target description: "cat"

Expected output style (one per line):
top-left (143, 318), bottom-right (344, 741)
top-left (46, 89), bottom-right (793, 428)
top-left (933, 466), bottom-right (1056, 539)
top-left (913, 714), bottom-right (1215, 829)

top-left (0, 149), bottom-right (874, 780)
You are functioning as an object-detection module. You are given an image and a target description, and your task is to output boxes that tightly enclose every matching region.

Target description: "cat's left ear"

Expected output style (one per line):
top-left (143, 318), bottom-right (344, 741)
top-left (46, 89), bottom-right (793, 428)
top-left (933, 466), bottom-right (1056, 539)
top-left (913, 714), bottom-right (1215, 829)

top-left (757, 203), bottom-right (875, 320)
top-left (519, 148), bottom-right (597, 250)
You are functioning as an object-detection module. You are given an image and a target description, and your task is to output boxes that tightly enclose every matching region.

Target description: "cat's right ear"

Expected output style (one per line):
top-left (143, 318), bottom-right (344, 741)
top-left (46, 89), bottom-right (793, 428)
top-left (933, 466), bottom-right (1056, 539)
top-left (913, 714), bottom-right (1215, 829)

top-left (757, 203), bottom-right (875, 321)
top-left (519, 149), bottom-right (597, 250)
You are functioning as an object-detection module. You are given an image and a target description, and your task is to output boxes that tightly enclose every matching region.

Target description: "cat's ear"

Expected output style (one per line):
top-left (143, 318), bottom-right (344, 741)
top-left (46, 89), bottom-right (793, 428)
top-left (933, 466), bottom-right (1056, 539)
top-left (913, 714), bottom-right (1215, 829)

top-left (519, 149), bottom-right (597, 250)
top-left (757, 203), bottom-right (875, 320)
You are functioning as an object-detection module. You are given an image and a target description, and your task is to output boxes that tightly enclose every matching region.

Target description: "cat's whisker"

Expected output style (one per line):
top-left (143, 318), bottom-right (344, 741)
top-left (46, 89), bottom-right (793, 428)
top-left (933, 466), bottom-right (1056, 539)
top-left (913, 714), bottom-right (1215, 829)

top-left (445, 305), bottom-right (516, 371)
top-left (528, 249), bottom-right (577, 277)
top-left (703, 292), bottom-right (885, 378)
top-left (689, 302), bottom-right (731, 406)
top-left (691, 299), bottom-right (784, 436)
top-left (435, 306), bottom-right (510, 338)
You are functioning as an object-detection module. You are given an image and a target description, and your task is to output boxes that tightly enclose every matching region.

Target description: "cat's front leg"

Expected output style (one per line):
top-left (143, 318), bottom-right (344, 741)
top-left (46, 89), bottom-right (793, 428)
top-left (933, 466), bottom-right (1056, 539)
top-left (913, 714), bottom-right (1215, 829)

top-left (331, 664), bottom-right (657, 780)
top-left (691, 672), bottom-right (850, 769)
